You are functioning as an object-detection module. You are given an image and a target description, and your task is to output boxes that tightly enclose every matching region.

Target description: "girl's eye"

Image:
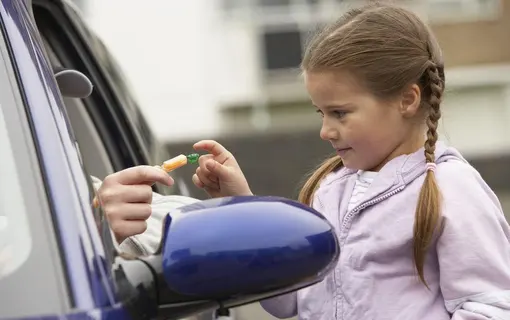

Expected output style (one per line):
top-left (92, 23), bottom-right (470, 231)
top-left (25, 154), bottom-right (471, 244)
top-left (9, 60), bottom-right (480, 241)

top-left (332, 110), bottom-right (347, 119)
top-left (315, 109), bottom-right (347, 119)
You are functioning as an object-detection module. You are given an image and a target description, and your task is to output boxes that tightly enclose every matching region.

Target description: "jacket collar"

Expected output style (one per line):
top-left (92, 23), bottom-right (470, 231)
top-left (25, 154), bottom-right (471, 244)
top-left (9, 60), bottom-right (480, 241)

top-left (316, 141), bottom-right (467, 206)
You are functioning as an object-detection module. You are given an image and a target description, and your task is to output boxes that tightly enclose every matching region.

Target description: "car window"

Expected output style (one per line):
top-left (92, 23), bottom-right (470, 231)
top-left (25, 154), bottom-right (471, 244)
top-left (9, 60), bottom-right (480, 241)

top-left (35, 34), bottom-right (119, 268)
top-left (41, 34), bottom-right (115, 179)
top-left (32, 1), bottom-right (184, 196)
top-left (31, 3), bottom-right (148, 265)
top-left (32, 3), bottom-right (136, 169)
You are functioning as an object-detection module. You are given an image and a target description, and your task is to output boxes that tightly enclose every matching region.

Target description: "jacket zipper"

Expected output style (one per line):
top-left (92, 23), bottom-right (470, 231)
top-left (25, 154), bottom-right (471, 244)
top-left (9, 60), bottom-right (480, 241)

top-left (332, 184), bottom-right (405, 319)
top-left (315, 196), bottom-right (342, 318)
top-left (341, 185), bottom-right (406, 230)
top-left (316, 196), bottom-right (325, 212)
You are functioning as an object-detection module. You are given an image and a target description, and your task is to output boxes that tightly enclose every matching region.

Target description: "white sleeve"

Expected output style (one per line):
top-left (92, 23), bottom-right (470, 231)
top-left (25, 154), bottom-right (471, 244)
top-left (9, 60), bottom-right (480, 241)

top-left (126, 193), bottom-right (200, 255)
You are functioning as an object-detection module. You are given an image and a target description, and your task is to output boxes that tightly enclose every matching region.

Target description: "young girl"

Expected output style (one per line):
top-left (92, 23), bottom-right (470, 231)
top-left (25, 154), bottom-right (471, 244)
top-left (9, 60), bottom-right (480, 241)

top-left (190, 3), bottom-right (510, 320)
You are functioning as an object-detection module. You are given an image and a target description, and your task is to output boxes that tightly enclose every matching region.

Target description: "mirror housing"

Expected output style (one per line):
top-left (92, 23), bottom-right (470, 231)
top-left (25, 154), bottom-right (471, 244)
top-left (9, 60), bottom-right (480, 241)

top-left (158, 196), bottom-right (339, 306)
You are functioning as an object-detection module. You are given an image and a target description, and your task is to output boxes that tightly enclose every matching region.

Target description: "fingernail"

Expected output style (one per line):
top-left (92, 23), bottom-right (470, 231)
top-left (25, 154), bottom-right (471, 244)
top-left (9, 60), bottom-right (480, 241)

top-left (93, 197), bottom-right (99, 208)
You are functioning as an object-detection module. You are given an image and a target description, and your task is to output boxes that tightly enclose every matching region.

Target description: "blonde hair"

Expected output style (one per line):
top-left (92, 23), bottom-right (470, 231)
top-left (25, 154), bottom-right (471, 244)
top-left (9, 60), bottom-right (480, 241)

top-left (298, 2), bottom-right (445, 286)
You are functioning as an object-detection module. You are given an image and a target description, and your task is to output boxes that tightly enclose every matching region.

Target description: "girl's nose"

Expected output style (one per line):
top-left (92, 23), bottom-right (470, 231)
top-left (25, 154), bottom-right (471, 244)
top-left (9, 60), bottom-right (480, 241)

top-left (320, 122), bottom-right (338, 141)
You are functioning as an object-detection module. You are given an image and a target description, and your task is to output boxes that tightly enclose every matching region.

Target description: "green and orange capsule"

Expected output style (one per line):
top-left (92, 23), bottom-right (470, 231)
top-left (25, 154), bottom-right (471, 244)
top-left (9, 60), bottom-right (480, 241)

top-left (161, 153), bottom-right (200, 172)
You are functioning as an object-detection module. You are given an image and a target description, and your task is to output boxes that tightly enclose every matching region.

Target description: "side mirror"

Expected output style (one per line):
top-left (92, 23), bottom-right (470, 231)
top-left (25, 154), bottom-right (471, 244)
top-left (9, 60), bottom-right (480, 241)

top-left (154, 196), bottom-right (339, 315)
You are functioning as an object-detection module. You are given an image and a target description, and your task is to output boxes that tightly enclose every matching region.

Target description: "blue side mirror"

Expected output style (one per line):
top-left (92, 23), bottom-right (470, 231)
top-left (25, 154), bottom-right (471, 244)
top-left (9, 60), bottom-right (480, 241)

top-left (160, 196), bottom-right (339, 303)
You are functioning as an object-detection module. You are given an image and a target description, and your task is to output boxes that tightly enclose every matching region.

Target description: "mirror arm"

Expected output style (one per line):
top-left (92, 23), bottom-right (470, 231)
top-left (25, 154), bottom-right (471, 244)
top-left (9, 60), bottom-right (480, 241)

top-left (112, 255), bottom-right (160, 319)
top-left (140, 255), bottom-right (220, 320)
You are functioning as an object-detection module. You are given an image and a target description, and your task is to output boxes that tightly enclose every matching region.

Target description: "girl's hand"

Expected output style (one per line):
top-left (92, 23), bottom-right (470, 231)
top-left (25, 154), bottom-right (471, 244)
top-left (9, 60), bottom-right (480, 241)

top-left (192, 140), bottom-right (252, 198)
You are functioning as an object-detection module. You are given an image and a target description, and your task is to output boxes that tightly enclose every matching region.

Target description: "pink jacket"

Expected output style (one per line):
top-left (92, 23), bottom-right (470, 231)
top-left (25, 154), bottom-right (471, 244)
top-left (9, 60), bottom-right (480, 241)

top-left (261, 142), bottom-right (510, 320)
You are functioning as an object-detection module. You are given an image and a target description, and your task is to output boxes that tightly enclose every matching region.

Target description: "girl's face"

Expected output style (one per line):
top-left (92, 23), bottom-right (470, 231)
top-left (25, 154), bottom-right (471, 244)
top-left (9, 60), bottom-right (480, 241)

top-left (305, 70), bottom-right (424, 171)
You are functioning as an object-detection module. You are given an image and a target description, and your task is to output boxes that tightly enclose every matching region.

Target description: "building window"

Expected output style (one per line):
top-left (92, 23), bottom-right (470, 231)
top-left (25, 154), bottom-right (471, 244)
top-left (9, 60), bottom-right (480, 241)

top-left (262, 28), bottom-right (303, 71)
top-left (259, 0), bottom-right (291, 7)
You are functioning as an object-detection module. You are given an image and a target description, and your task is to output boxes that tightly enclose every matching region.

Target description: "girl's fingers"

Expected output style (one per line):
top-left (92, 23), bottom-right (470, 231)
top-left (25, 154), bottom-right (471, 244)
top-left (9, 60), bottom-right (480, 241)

top-left (196, 167), bottom-right (220, 190)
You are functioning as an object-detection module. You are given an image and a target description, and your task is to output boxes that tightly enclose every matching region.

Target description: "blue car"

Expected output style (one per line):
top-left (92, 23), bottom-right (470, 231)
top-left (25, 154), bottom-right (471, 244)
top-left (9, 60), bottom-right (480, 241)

top-left (0, 1), bottom-right (339, 319)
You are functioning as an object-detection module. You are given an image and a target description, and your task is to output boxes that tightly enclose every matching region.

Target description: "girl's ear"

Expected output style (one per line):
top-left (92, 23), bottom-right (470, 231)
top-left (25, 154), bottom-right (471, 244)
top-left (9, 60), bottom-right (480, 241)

top-left (400, 84), bottom-right (421, 118)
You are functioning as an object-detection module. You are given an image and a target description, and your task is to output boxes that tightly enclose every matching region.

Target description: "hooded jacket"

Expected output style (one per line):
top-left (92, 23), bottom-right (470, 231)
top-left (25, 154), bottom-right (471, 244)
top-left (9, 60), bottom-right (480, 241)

top-left (260, 142), bottom-right (510, 320)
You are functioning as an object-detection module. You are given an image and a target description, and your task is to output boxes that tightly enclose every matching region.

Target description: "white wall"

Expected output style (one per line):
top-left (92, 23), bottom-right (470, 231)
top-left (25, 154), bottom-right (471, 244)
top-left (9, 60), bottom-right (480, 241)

top-left (84, 1), bottom-right (286, 142)
top-left (87, 0), bottom-right (223, 141)
top-left (440, 85), bottom-right (510, 157)
top-left (439, 65), bottom-right (510, 157)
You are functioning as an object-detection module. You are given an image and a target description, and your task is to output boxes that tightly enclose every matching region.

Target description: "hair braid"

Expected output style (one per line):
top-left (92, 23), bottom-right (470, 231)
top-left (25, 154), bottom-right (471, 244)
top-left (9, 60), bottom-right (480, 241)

top-left (424, 62), bottom-right (443, 162)
top-left (413, 61), bottom-right (444, 287)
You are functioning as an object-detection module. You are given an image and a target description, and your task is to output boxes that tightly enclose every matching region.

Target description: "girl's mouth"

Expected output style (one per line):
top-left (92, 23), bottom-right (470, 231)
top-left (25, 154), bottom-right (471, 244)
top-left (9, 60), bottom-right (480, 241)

top-left (336, 148), bottom-right (352, 157)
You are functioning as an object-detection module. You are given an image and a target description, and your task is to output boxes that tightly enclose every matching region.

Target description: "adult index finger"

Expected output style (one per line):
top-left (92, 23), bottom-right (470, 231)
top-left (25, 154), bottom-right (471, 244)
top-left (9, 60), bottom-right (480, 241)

top-left (112, 165), bottom-right (174, 186)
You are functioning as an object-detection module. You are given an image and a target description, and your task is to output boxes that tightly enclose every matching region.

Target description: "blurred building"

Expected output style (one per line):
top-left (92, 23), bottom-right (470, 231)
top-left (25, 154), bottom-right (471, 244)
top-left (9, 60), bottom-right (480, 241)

top-left (213, 0), bottom-right (509, 151)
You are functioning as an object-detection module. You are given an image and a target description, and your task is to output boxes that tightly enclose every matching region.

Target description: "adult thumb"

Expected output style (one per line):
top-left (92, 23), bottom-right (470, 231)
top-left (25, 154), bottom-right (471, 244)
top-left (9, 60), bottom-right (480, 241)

top-left (205, 159), bottom-right (230, 179)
